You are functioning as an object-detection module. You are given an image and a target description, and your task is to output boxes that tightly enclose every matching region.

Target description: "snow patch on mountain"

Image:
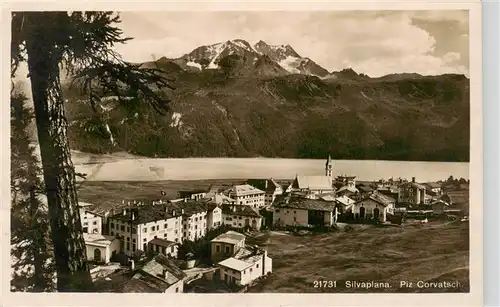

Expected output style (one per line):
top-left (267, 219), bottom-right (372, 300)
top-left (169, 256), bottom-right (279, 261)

top-left (278, 56), bottom-right (302, 74)
top-left (170, 112), bottom-right (183, 128)
top-left (187, 61), bottom-right (202, 70)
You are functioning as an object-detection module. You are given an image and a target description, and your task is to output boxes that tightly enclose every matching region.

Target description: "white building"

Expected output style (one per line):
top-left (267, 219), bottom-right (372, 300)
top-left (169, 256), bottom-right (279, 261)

top-left (147, 238), bottom-right (179, 258)
top-left (221, 204), bottom-right (263, 230)
top-left (352, 191), bottom-right (396, 223)
top-left (107, 200), bottom-right (215, 256)
top-left (212, 231), bottom-right (272, 287)
top-left (205, 203), bottom-right (223, 230)
top-left (290, 175), bottom-right (334, 196)
top-left (83, 233), bottom-right (120, 264)
top-left (246, 179), bottom-right (284, 207)
top-left (228, 184), bottom-right (266, 209)
top-left (272, 195), bottom-right (336, 228)
top-left (79, 203), bottom-right (103, 234)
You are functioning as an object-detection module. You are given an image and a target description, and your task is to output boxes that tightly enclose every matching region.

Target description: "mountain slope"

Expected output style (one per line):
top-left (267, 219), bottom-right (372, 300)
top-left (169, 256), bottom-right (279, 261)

top-left (64, 56), bottom-right (470, 162)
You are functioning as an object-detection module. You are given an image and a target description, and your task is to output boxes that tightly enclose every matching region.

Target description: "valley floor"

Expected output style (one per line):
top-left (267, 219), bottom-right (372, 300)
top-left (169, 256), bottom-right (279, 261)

top-left (246, 222), bottom-right (469, 293)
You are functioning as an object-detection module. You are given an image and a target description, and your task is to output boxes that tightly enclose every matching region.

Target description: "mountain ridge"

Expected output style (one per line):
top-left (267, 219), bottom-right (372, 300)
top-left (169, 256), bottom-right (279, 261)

top-left (60, 39), bottom-right (469, 162)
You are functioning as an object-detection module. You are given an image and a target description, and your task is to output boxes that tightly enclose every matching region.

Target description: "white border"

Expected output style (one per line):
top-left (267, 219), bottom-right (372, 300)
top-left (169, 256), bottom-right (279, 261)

top-left (0, 1), bottom-right (483, 306)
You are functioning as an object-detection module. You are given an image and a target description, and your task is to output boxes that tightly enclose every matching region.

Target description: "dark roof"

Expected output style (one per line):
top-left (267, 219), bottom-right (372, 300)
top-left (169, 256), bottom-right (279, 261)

top-left (357, 185), bottom-right (374, 193)
top-left (148, 238), bottom-right (177, 247)
top-left (221, 204), bottom-right (261, 218)
top-left (246, 179), bottom-right (282, 193)
top-left (424, 182), bottom-right (442, 189)
top-left (402, 181), bottom-right (427, 190)
top-left (93, 255), bottom-right (186, 293)
top-left (274, 196), bottom-right (336, 212)
top-left (357, 191), bottom-right (395, 207)
top-left (109, 200), bottom-right (209, 225)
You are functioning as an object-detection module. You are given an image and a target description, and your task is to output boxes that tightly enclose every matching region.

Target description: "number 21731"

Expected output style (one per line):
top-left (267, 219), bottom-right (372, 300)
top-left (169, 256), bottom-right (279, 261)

top-left (313, 280), bottom-right (337, 288)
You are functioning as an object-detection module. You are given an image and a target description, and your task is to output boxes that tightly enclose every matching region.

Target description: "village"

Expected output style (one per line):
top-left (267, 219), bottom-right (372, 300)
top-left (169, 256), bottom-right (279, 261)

top-left (79, 156), bottom-right (470, 293)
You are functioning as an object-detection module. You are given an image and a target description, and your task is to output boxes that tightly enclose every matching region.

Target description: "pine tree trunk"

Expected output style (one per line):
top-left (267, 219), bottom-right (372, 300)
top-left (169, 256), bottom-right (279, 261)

top-left (25, 18), bottom-right (93, 292)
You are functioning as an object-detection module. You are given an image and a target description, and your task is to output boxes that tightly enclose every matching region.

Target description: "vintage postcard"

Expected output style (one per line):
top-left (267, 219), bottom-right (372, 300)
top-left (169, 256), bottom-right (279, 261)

top-left (2, 0), bottom-right (482, 306)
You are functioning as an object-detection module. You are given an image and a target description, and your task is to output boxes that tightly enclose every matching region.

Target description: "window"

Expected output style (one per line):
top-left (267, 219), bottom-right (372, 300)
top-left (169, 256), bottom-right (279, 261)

top-left (151, 226), bottom-right (155, 232)
top-left (195, 217), bottom-right (198, 222)
top-left (164, 233), bottom-right (167, 237)
top-left (156, 226), bottom-right (160, 231)
top-left (110, 223), bottom-right (115, 229)
top-left (183, 232), bottom-right (186, 237)
top-left (83, 222), bottom-right (88, 226)
top-left (132, 238), bottom-right (136, 243)
top-left (127, 237), bottom-right (130, 241)
top-left (275, 209), bottom-right (280, 213)
top-left (143, 228), bottom-right (147, 233)
top-left (175, 287), bottom-right (179, 293)
top-left (121, 225), bottom-right (125, 231)
top-left (164, 224), bottom-right (168, 229)
top-left (216, 245), bottom-right (220, 252)
top-left (111, 231), bottom-right (114, 236)
top-left (239, 216), bottom-right (242, 220)
top-left (257, 264), bottom-right (259, 268)
top-left (132, 244), bottom-right (136, 252)
top-left (225, 246), bottom-right (230, 253)
top-left (154, 236), bottom-right (157, 239)
top-left (175, 230), bottom-right (178, 234)
top-left (184, 225), bottom-right (187, 230)
top-left (126, 242), bottom-right (130, 251)
top-left (143, 243), bottom-right (147, 250)
top-left (195, 225), bottom-right (198, 230)
top-left (126, 227), bottom-right (130, 232)
top-left (238, 223), bottom-right (242, 227)
top-left (250, 268), bottom-right (253, 273)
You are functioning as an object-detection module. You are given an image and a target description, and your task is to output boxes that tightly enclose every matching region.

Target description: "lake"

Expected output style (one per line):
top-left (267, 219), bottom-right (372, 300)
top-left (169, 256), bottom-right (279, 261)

top-left (70, 151), bottom-right (469, 182)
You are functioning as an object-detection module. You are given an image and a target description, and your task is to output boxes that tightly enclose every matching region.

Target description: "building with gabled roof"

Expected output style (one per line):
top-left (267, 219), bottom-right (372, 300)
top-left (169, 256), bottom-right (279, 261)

top-left (93, 254), bottom-right (186, 293)
top-left (210, 230), bottom-right (272, 287)
top-left (291, 175), bottom-right (334, 196)
top-left (272, 195), bottom-right (336, 228)
top-left (351, 191), bottom-right (396, 223)
top-left (221, 204), bottom-right (262, 230)
top-left (228, 184), bottom-right (266, 209)
top-left (246, 178), bottom-right (284, 207)
top-left (399, 177), bottom-right (428, 206)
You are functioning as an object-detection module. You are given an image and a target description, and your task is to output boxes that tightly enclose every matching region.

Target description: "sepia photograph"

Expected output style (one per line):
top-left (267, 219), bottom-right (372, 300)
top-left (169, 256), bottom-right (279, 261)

top-left (5, 3), bottom-right (482, 304)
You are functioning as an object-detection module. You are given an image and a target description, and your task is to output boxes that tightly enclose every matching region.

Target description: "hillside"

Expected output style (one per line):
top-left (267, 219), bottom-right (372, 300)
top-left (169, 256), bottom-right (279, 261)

top-left (63, 39), bottom-right (470, 162)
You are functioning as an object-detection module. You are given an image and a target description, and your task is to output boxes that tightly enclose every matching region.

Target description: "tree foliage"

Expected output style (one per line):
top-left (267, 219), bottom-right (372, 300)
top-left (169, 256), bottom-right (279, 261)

top-left (11, 11), bottom-right (175, 292)
top-left (10, 89), bottom-right (55, 292)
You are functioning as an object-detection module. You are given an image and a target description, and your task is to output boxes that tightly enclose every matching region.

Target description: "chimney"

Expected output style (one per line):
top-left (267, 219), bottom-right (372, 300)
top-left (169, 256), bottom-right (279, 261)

top-left (123, 209), bottom-right (127, 216)
top-left (130, 260), bottom-right (135, 271)
top-left (265, 180), bottom-right (268, 189)
top-left (412, 177), bottom-right (416, 183)
top-left (163, 268), bottom-right (169, 279)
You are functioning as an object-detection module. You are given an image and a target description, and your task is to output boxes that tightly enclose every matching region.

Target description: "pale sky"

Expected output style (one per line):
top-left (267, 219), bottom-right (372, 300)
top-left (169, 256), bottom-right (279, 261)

top-left (113, 10), bottom-right (469, 77)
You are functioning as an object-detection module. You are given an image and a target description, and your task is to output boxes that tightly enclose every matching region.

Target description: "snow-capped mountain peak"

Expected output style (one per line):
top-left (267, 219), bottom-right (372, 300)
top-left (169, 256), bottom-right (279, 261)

top-left (177, 39), bottom-right (329, 77)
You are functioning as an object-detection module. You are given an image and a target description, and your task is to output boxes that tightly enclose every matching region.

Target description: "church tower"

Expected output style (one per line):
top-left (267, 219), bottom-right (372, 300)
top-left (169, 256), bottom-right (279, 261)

top-left (325, 154), bottom-right (333, 178)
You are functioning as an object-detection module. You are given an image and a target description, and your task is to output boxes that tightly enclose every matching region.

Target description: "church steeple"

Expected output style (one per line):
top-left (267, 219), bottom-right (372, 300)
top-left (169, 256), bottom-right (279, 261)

top-left (325, 154), bottom-right (333, 178)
